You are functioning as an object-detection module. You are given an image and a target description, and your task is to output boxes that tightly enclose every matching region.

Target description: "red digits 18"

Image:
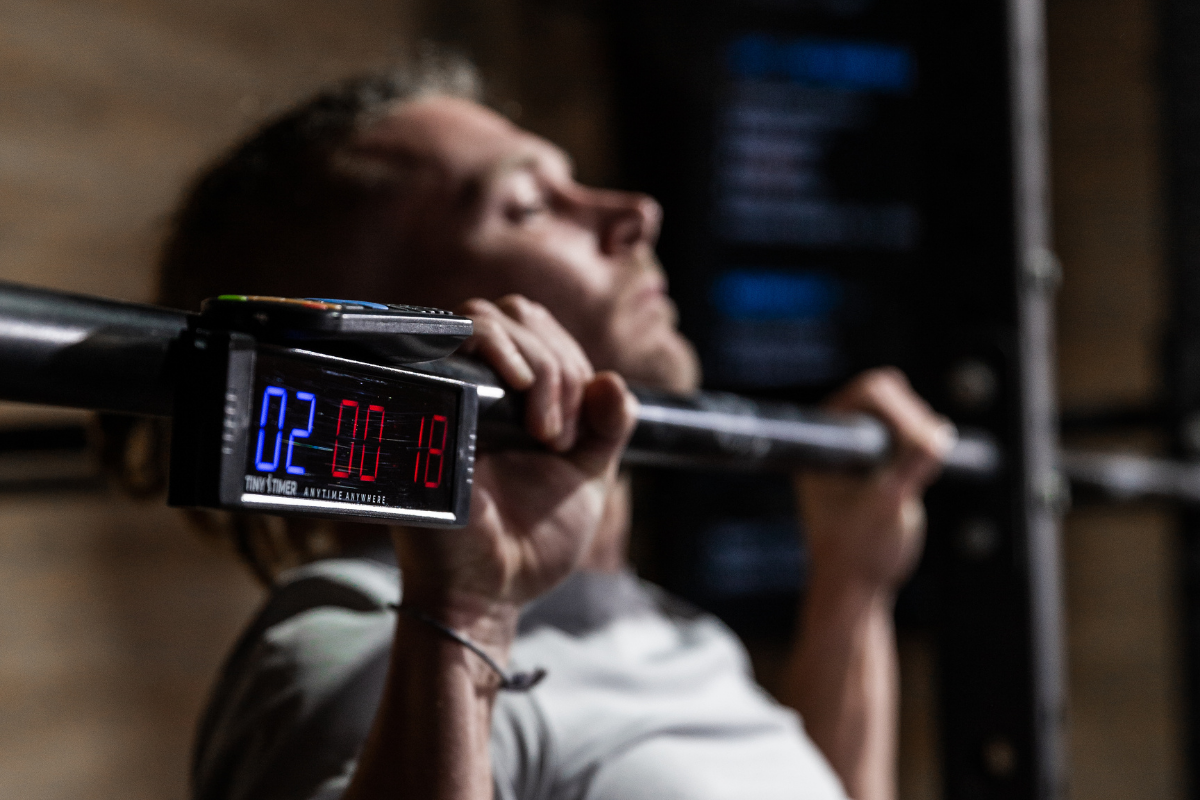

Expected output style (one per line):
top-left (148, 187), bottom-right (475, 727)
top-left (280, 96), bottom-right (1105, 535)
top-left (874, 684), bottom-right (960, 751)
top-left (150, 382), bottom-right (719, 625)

top-left (413, 414), bottom-right (448, 489)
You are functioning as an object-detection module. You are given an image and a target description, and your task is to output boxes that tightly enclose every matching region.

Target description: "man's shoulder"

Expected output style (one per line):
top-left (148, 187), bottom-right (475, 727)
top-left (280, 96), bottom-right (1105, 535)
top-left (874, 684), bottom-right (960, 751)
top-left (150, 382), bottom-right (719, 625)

top-left (271, 557), bottom-right (400, 616)
top-left (191, 558), bottom-right (398, 800)
top-left (213, 557), bottom-right (400, 689)
top-left (204, 556), bottom-right (400, 714)
top-left (255, 558), bottom-right (398, 679)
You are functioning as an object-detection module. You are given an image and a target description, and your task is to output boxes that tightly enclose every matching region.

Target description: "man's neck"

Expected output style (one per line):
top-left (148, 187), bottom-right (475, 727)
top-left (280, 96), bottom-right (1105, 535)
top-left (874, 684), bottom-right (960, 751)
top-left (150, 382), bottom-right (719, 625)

top-left (577, 472), bottom-right (632, 573)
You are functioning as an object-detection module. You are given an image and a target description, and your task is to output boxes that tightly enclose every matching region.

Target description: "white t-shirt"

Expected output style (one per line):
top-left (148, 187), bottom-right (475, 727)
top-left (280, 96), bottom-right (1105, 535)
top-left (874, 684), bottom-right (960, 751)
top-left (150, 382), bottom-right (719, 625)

top-left (191, 554), bottom-right (848, 800)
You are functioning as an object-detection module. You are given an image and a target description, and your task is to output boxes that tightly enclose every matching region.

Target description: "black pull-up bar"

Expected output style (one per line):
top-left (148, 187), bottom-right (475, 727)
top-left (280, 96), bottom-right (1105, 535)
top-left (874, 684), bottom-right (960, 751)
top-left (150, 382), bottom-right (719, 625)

top-left (0, 282), bottom-right (1004, 479)
top-left (4, 280), bottom-right (1200, 503)
top-left (0, 282), bottom-right (185, 416)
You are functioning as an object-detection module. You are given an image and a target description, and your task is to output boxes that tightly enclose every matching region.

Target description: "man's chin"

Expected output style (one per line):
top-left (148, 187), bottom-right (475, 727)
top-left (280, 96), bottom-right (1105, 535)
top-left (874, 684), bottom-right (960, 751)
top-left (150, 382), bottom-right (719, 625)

top-left (622, 336), bottom-right (702, 395)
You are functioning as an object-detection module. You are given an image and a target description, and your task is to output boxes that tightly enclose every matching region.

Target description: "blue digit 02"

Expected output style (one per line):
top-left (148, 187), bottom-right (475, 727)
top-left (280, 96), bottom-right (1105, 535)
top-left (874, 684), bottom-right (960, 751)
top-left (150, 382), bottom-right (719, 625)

top-left (255, 386), bottom-right (288, 472)
top-left (286, 392), bottom-right (316, 475)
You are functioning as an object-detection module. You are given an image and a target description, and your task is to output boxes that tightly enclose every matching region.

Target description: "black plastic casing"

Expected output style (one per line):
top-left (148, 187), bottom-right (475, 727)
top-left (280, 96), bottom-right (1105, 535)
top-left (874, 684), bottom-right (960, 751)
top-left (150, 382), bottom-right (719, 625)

top-left (198, 298), bottom-right (473, 364)
top-left (168, 328), bottom-right (478, 527)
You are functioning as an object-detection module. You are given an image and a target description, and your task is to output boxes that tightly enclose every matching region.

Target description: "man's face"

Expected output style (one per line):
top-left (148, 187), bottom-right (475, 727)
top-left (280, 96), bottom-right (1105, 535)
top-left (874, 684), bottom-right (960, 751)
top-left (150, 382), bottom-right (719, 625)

top-left (352, 96), bottom-right (701, 393)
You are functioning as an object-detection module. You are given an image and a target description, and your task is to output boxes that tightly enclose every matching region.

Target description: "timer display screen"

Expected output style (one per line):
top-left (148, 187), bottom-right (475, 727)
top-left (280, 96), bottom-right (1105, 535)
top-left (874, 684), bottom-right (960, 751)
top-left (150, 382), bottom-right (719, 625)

top-left (241, 349), bottom-right (460, 516)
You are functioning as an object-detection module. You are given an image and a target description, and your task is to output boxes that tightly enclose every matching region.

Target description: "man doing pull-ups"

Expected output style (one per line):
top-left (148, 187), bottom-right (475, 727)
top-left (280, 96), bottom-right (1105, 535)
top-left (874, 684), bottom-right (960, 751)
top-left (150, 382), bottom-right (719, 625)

top-left (167, 64), bottom-right (954, 800)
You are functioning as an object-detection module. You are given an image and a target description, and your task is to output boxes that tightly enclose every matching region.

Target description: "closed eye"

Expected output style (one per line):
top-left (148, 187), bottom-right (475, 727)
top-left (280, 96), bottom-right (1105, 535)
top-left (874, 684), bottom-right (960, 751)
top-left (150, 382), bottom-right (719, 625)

top-left (505, 201), bottom-right (548, 223)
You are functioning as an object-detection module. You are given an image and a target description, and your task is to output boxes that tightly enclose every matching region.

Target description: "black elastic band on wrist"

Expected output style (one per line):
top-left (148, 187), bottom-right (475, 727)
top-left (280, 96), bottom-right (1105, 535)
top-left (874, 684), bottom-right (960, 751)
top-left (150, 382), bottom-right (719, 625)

top-left (388, 603), bottom-right (547, 691)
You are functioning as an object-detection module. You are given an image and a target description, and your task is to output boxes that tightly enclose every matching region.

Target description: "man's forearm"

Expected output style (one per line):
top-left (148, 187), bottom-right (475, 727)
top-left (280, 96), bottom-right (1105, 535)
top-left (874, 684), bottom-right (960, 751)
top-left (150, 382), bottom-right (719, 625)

top-left (342, 610), bottom-right (515, 800)
top-left (781, 578), bottom-right (899, 800)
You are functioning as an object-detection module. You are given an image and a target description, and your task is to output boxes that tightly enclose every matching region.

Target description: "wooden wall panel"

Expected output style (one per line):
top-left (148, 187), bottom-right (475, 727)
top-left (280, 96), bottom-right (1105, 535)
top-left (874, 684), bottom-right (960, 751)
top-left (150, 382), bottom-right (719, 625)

top-left (0, 0), bottom-right (417, 303)
top-left (1048, 1), bottom-right (1184, 798)
top-left (1051, 0), bottom-right (1166, 410)
top-left (0, 497), bottom-right (260, 800)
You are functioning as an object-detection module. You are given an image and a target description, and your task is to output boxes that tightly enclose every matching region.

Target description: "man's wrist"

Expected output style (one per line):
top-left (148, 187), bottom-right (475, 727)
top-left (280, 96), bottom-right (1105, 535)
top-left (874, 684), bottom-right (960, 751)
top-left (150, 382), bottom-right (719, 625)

top-left (802, 534), bottom-right (914, 610)
top-left (399, 587), bottom-right (521, 652)
top-left (803, 568), bottom-right (897, 626)
top-left (393, 596), bottom-right (522, 698)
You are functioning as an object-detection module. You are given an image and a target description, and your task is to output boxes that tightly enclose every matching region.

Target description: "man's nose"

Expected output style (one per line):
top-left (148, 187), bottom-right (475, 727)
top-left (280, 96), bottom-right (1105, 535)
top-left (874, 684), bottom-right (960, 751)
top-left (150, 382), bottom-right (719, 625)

top-left (591, 189), bottom-right (663, 256)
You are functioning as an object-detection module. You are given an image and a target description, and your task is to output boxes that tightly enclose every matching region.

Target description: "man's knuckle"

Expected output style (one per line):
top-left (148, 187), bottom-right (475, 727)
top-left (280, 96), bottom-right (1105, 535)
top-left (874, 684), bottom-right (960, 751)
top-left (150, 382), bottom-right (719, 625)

top-left (497, 294), bottom-right (537, 318)
top-left (862, 372), bottom-right (893, 393)
top-left (460, 298), bottom-right (495, 317)
top-left (473, 317), bottom-right (503, 340)
top-left (875, 365), bottom-right (906, 382)
top-left (525, 300), bottom-right (552, 322)
top-left (509, 294), bottom-right (547, 318)
top-left (522, 346), bottom-right (554, 379)
top-left (567, 361), bottom-right (591, 388)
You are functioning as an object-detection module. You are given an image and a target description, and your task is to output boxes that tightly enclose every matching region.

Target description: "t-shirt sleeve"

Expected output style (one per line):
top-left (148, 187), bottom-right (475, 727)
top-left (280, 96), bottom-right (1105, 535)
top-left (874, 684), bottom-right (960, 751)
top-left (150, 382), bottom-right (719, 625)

top-left (190, 560), bottom-right (399, 800)
top-left (490, 690), bottom-right (555, 800)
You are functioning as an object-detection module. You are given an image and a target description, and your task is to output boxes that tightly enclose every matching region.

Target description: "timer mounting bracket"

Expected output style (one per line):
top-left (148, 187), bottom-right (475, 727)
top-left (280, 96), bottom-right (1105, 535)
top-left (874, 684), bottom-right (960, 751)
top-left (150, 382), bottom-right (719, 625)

top-left (198, 295), bottom-right (474, 364)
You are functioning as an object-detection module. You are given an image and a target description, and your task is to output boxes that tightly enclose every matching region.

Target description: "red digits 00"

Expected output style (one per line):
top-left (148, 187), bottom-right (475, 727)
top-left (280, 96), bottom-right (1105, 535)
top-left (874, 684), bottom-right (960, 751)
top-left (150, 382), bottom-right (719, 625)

top-left (331, 400), bottom-right (360, 478)
top-left (359, 405), bottom-right (385, 482)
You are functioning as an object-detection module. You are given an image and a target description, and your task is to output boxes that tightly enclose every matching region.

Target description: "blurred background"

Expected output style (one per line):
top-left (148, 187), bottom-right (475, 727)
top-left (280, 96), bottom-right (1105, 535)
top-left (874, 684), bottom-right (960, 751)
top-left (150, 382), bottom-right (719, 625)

top-left (0, 0), bottom-right (1177, 798)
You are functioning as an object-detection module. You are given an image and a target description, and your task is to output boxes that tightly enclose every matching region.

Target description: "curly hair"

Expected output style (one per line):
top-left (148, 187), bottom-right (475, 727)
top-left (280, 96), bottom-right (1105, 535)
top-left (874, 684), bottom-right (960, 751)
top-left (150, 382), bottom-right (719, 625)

top-left (111, 52), bottom-right (483, 585)
top-left (160, 52), bottom-right (481, 313)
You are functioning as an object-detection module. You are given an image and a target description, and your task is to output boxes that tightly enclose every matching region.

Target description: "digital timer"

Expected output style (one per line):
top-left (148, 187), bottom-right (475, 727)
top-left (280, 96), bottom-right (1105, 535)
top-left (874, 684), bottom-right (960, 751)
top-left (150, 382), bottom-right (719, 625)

top-left (241, 347), bottom-right (464, 517)
top-left (168, 329), bottom-right (477, 526)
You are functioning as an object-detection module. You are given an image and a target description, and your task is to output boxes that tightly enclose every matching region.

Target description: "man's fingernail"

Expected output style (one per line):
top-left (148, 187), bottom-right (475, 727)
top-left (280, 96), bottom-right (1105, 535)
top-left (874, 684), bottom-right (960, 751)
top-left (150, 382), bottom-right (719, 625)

top-left (512, 359), bottom-right (534, 386)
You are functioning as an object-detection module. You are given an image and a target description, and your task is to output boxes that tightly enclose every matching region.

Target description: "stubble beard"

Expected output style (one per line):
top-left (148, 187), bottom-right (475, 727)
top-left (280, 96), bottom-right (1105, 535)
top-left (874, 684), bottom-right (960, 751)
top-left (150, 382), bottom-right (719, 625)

top-left (604, 252), bottom-right (702, 394)
top-left (624, 334), bottom-right (702, 394)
